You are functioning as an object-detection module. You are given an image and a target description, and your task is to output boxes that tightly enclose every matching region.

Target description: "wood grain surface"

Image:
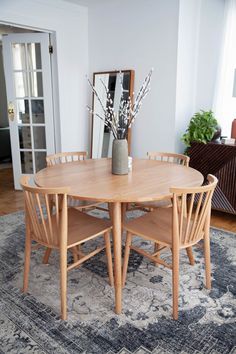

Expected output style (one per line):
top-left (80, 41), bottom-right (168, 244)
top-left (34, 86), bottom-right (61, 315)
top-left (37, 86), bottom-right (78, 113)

top-left (35, 158), bottom-right (204, 203)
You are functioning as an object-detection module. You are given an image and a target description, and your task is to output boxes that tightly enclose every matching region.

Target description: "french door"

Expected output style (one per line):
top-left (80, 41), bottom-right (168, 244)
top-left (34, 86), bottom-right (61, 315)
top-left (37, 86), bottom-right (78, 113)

top-left (2, 33), bottom-right (55, 189)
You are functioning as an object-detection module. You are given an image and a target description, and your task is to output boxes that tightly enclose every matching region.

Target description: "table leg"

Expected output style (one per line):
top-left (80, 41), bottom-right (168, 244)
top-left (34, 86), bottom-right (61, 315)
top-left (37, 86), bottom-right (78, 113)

top-left (112, 201), bottom-right (122, 314)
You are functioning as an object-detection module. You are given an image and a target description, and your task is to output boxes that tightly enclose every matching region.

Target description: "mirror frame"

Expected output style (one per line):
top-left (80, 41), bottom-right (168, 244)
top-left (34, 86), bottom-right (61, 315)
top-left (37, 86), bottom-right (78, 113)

top-left (90, 69), bottom-right (135, 157)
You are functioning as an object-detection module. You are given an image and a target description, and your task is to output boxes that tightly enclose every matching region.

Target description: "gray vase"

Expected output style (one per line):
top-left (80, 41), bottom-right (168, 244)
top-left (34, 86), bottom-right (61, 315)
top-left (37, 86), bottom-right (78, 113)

top-left (112, 139), bottom-right (128, 175)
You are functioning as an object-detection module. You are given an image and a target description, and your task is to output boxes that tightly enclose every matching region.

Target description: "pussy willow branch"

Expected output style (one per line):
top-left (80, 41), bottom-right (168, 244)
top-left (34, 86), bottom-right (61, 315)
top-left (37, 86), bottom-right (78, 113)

top-left (128, 69), bottom-right (153, 127)
top-left (133, 69), bottom-right (152, 112)
top-left (87, 78), bottom-right (107, 117)
top-left (87, 78), bottom-right (118, 138)
top-left (87, 106), bottom-right (118, 139)
top-left (87, 69), bottom-right (153, 140)
top-left (97, 78), bottom-right (120, 136)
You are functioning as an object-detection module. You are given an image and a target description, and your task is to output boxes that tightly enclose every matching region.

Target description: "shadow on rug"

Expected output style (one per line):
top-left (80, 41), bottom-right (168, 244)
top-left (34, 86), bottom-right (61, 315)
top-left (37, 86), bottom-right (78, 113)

top-left (0, 210), bottom-right (235, 354)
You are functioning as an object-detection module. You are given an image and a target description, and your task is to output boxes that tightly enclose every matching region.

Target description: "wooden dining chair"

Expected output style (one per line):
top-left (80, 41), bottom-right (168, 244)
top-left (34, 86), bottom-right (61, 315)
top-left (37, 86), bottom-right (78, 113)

top-left (148, 151), bottom-right (190, 165)
top-left (46, 151), bottom-right (102, 210)
top-left (135, 152), bottom-right (190, 210)
top-left (45, 151), bottom-right (111, 264)
top-left (20, 176), bottom-right (114, 320)
top-left (46, 151), bottom-right (88, 165)
top-left (128, 152), bottom-right (191, 261)
top-left (122, 174), bottom-right (218, 320)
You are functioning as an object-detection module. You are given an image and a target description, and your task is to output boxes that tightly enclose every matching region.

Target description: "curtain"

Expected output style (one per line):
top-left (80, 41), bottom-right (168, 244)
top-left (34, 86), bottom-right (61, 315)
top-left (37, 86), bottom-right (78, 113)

top-left (213, 0), bottom-right (236, 137)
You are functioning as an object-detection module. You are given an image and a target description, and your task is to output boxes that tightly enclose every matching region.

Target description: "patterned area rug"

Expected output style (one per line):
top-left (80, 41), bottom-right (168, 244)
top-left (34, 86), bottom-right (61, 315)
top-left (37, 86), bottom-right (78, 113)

top-left (0, 209), bottom-right (235, 354)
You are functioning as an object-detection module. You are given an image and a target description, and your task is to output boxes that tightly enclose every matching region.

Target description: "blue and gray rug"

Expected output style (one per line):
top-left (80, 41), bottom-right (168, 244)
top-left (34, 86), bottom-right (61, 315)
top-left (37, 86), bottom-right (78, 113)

top-left (0, 210), bottom-right (235, 354)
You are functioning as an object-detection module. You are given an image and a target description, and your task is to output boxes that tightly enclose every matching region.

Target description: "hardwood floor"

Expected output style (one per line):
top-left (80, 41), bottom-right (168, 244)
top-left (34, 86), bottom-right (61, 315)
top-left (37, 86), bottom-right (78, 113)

top-left (0, 167), bottom-right (25, 215)
top-left (211, 209), bottom-right (236, 233)
top-left (0, 167), bottom-right (235, 232)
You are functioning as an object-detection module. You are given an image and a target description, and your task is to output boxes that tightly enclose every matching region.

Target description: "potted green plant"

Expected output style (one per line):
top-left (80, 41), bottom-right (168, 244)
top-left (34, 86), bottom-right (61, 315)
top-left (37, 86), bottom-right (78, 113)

top-left (182, 110), bottom-right (221, 150)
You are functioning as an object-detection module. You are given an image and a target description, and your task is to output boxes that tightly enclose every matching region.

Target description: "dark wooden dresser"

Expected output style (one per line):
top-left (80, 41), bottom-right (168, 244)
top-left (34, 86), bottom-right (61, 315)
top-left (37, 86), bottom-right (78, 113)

top-left (188, 142), bottom-right (236, 214)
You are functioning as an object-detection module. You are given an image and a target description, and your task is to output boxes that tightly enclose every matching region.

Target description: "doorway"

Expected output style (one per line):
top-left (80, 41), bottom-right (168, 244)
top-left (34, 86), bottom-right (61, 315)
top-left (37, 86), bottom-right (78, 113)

top-left (0, 24), bottom-right (56, 196)
top-left (0, 37), bottom-right (24, 215)
top-left (0, 25), bottom-right (30, 213)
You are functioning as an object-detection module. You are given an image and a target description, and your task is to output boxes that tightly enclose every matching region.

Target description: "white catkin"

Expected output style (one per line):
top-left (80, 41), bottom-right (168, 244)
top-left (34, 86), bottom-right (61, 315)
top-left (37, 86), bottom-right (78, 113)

top-left (87, 69), bottom-right (153, 139)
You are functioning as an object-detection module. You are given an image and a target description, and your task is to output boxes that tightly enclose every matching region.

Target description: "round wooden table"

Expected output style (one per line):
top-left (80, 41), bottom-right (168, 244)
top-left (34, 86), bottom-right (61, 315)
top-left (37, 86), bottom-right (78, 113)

top-left (35, 158), bottom-right (204, 314)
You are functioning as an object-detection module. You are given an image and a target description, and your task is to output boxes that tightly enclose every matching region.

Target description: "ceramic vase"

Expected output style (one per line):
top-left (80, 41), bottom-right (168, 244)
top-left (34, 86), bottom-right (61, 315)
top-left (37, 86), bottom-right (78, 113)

top-left (112, 139), bottom-right (128, 175)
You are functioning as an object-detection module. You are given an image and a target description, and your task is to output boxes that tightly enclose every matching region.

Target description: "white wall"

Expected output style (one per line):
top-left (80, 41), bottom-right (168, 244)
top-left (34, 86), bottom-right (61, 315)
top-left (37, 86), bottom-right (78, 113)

top-left (195, 0), bottom-right (225, 112)
top-left (88, 0), bottom-right (180, 157)
top-left (212, 0), bottom-right (236, 137)
top-left (175, 0), bottom-right (225, 152)
top-left (88, 0), bottom-right (225, 156)
top-left (0, 0), bottom-right (89, 152)
top-left (175, 0), bottom-right (202, 152)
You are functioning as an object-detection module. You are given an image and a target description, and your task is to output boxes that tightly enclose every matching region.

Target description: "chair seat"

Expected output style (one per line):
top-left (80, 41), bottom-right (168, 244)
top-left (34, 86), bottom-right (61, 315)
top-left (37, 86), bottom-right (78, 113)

top-left (67, 208), bottom-right (112, 247)
top-left (136, 198), bottom-right (172, 209)
top-left (41, 208), bottom-right (112, 248)
top-left (124, 208), bottom-right (195, 248)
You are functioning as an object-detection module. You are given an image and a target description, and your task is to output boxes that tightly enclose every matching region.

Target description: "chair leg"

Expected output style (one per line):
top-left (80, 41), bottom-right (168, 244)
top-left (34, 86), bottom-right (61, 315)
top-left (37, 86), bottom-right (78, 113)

top-left (186, 247), bottom-right (195, 265)
top-left (60, 247), bottom-right (68, 320)
top-left (122, 232), bottom-right (132, 287)
top-left (172, 247), bottom-right (180, 320)
top-left (43, 248), bottom-right (52, 264)
top-left (154, 242), bottom-right (161, 266)
top-left (23, 223), bottom-right (31, 293)
top-left (77, 244), bottom-right (82, 259)
top-left (104, 231), bottom-right (114, 286)
top-left (108, 203), bottom-right (113, 222)
top-left (72, 246), bottom-right (79, 262)
top-left (204, 209), bottom-right (211, 289)
top-left (204, 231), bottom-right (211, 290)
top-left (121, 203), bottom-right (127, 224)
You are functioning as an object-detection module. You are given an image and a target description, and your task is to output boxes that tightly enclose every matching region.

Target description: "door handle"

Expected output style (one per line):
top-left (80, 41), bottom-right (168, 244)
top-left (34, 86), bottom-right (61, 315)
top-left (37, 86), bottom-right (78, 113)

top-left (8, 101), bottom-right (15, 121)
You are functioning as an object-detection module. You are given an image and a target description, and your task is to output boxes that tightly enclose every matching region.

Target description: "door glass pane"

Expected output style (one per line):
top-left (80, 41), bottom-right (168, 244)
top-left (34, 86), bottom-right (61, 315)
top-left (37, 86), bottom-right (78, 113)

top-left (21, 151), bottom-right (33, 173)
top-left (32, 100), bottom-right (45, 123)
top-left (19, 126), bottom-right (31, 149)
top-left (16, 99), bottom-right (30, 124)
top-left (27, 43), bottom-right (42, 70)
top-left (35, 151), bottom-right (46, 172)
top-left (12, 43), bottom-right (26, 70)
top-left (29, 72), bottom-right (43, 97)
top-left (14, 72), bottom-right (28, 97)
top-left (33, 126), bottom-right (46, 149)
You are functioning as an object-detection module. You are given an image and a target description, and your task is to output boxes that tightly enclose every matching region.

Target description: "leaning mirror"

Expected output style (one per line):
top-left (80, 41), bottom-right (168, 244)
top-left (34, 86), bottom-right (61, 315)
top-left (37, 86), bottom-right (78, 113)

top-left (91, 70), bottom-right (134, 158)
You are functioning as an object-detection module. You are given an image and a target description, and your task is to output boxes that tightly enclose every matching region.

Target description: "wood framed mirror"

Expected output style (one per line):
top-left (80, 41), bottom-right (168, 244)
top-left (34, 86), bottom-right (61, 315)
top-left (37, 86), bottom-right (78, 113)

top-left (91, 70), bottom-right (135, 158)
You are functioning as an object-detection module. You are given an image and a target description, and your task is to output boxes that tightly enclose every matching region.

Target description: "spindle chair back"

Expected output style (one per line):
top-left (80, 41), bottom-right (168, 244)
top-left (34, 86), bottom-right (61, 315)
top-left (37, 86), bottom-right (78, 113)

top-left (148, 151), bottom-right (189, 166)
top-left (20, 176), bottom-right (113, 320)
top-left (171, 175), bottom-right (217, 248)
top-left (46, 151), bottom-right (87, 166)
top-left (21, 176), bottom-right (68, 248)
top-left (123, 174), bottom-right (218, 319)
